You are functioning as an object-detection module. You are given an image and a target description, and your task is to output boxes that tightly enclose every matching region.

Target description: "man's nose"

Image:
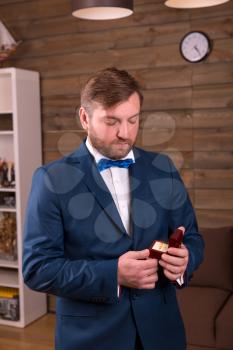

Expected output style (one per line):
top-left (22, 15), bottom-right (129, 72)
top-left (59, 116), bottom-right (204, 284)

top-left (117, 122), bottom-right (129, 139)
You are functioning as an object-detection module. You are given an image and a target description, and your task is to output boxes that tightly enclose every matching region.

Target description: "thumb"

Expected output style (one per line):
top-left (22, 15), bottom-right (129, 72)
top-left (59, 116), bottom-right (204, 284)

top-left (127, 249), bottom-right (150, 260)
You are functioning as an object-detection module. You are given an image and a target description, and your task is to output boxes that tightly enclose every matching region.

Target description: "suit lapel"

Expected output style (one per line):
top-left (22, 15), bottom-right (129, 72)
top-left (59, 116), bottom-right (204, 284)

top-left (67, 142), bottom-right (127, 235)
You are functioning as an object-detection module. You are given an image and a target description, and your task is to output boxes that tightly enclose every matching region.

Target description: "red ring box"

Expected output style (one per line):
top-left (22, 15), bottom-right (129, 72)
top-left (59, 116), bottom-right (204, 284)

top-left (149, 228), bottom-right (183, 259)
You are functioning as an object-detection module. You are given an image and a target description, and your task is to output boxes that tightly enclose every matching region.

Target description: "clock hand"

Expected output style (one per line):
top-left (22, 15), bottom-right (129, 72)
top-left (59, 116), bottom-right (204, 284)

top-left (193, 45), bottom-right (201, 56)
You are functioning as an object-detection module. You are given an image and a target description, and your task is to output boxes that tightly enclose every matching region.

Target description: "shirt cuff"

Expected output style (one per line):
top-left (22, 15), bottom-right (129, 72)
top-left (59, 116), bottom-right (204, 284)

top-left (117, 285), bottom-right (121, 297)
top-left (176, 274), bottom-right (184, 286)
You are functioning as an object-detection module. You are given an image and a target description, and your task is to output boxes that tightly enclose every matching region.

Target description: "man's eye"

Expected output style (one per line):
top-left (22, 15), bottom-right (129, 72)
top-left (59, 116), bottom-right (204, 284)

top-left (129, 117), bottom-right (138, 124)
top-left (105, 119), bottom-right (117, 125)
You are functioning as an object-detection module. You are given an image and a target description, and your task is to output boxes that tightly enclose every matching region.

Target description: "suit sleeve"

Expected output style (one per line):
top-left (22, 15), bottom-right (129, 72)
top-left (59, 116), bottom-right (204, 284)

top-left (167, 157), bottom-right (205, 286)
top-left (22, 167), bottom-right (119, 304)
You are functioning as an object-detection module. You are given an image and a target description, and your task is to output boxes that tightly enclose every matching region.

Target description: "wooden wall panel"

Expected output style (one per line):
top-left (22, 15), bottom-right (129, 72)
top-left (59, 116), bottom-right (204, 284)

top-left (192, 84), bottom-right (233, 109)
top-left (41, 66), bottom-right (192, 97)
top-left (196, 210), bottom-right (233, 228)
top-left (194, 152), bottom-right (233, 169)
top-left (5, 2), bottom-right (189, 39)
top-left (195, 189), bottom-right (233, 210)
top-left (9, 44), bottom-right (186, 77)
top-left (195, 169), bottom-right (233, 188)
top-left (193, 129), bottom-right (233, 151)
top-left (0, 0), bottom-right (71, 21)
top-left (137, 129), bottom-right (193, 151)
top-left (193, 62), bottom-right (233, 85)
top-left (1, 0), bottom-right (232, 312)
top-left (193, 109), bottom-right (233, 128)
top-left (13, 21), bottom-right (191, 59)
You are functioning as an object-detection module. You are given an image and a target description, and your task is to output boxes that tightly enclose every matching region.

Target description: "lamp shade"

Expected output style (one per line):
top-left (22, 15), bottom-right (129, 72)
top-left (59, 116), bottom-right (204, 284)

top-left (71, 0), bottom-right (134, 20)
top-left (165, 0), bottom-right (230, 8)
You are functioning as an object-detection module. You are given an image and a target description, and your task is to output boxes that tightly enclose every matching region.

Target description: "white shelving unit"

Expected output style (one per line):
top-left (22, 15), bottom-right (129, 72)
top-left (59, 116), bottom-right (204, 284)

top-left (0, 68), bottom-right (47, 327)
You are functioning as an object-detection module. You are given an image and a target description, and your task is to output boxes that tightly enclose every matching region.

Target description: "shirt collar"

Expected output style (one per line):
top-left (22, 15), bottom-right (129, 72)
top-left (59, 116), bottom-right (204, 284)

top-left (86, 137), bottom-right (135, 164)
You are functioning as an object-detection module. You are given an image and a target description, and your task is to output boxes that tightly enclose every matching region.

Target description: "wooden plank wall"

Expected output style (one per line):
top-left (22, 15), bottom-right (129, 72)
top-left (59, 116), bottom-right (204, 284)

top-left (1, 0), bottom-right (233, 310)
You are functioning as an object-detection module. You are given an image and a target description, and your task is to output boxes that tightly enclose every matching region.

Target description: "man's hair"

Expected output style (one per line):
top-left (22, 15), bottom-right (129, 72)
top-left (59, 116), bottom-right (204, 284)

top-left (80, 67), bottom-right (143, 113)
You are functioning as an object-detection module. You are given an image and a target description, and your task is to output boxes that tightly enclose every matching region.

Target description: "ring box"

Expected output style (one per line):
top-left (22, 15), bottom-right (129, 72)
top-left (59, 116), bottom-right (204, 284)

top-left (149, 228), bottom-right (183, 259)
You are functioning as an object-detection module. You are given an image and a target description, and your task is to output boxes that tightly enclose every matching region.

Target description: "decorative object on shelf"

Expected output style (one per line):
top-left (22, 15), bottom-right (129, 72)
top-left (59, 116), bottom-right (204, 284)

top-left (0, 20), bottom-right (20, 64)
top-left (0, 159), bottom-right (15, 188)
top-left (0, 287), bottom-right (19, 321)
top-left (165, 0), bottom-right (230, 9)
top-left (0, 192), bottom-right (15, 209)
top-left (0, 212), bottom-right (17, 261)
top-left (71, 0), bottom-right (134, 20)
top-left (180, 31), bottom-right (212, 63)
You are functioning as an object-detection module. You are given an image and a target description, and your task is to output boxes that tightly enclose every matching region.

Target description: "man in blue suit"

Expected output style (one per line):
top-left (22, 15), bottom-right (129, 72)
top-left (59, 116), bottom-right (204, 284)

top-left (23, 67), bottom-right (204, 350)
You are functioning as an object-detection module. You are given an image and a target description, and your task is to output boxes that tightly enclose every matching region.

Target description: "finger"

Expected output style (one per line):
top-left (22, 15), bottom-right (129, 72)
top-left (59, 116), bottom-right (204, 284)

top-left (140, 282), bottom-right (157, 290)
top-left (167, 246), bottom-right (188, 258)
top-left (127, 249), bottom-right (150, 260)
top-left (163, 269), bottom-right (181, 281)
top-left (159, 261), bottom-right (184, 275)
top-left (140, 276), bottom-right (158, 289)
top-left (143, 266), bottom-right (159, 276)
top-left (160, 254), bottom-right (186, 266)
top-left (139, 270), bottom-right (158, 282)
top-left (142, 274), bottom-right (158, 283)
top-left (137, 258), bottom-right (158, 270)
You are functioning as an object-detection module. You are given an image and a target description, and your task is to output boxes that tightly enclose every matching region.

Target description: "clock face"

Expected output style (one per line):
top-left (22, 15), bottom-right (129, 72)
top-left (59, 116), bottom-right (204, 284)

top-left (180, 31), bottom-right (211, 63)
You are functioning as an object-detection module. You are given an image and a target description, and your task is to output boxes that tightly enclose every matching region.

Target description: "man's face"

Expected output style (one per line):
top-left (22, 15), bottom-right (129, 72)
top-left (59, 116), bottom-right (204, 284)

top-left (80, 92), bottom-right (140, 159)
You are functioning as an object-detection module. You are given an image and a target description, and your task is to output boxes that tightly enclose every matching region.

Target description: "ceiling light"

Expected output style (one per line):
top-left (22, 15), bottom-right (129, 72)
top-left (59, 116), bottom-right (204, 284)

top-left (71, 0), bottom-right (134, 20)
top-left (165, 0), bottom-right (230, 8)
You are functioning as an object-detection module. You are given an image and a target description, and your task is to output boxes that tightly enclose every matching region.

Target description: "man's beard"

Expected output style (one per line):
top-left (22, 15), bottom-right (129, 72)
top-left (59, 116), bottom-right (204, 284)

top-left (89, 133), bottom-right (134, 160)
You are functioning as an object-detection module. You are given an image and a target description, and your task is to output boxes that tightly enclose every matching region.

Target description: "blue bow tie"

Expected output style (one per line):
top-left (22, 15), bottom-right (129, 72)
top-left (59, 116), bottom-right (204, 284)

top-left (97, 158), bottom-right (134, 172)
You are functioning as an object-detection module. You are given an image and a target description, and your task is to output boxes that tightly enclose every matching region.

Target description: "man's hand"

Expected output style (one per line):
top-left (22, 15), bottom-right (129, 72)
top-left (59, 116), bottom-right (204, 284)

top-left (159, 244), bottom-right (189, 281)
top-left (118, 249), bottom-right (158, 289)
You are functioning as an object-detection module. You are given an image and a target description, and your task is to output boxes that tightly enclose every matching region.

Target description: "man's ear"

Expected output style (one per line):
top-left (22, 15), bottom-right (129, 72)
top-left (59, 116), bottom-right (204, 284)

top-left (79, 106), bottom-right (89, 130)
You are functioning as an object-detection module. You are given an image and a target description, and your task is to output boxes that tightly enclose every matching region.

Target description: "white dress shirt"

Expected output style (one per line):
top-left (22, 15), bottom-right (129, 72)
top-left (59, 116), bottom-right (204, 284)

top-left (86, 137), bottom-right (134, 234)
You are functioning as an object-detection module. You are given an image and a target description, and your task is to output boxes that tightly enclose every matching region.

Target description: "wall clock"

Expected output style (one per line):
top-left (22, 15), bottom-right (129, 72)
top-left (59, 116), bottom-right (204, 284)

top-left (180, 31), bottom-right (212, 63)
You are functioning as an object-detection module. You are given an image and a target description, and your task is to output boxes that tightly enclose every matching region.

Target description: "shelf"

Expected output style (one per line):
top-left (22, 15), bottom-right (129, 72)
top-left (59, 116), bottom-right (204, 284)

top-left (0, 319), bottom-right (21, 327)
top-left (0, 268), bottom-right (19, 287)
top-left (0, 67), bottom-right (47, 327)
top-left (0, 110), bottom-right (12, 115)
top-left (0, 259), bottom-right (18, 269)
top-left (0, 207), bottom-right (16, 212)
top-left (0, 131), bottom-right (13, 135)
top-left (0, 188), bottom-right (15, 192)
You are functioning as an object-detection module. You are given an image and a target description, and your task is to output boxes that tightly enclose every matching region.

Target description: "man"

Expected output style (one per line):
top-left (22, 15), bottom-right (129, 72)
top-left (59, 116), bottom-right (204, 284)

top-left (23, 67), bottom-right (204, 350)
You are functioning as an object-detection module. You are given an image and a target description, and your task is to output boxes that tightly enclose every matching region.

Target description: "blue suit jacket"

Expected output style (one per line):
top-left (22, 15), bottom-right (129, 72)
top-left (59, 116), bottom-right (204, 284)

top-left (23, 142), bottom-right (204, 350)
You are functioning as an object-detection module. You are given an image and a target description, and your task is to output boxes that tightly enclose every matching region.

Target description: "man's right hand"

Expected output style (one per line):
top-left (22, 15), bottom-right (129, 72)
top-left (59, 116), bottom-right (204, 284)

top-left (118, 249), bottom-right (158, 289)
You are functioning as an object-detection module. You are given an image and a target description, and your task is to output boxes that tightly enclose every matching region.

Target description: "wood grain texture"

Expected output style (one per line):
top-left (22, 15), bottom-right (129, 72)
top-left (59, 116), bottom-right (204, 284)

top-left (193, 109), bottom-right (233, 128)
top-left (0, 314), bottom-right (54, 350)
top-left (194, 152), bottom-right (233, 169)
top-left (193, 129), bottom-right (233, 151)
top-left (195, 189), bottom-right (233, 210)
top-left (195, 169), bottom-right (233, 188)
top-left (196, 210), bottom-right (233, 228)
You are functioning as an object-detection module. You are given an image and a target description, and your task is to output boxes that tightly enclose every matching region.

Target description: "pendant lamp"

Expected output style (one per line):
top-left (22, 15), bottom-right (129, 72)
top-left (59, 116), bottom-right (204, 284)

top-left (165, 0), bottom-right (230, 8)
top-left (71, 0), bottom-right (134, 20)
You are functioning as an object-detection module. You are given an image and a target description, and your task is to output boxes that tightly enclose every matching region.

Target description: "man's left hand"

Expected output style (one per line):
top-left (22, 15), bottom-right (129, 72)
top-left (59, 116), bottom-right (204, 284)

top-left (158, 244), bottom-right (189, 281)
